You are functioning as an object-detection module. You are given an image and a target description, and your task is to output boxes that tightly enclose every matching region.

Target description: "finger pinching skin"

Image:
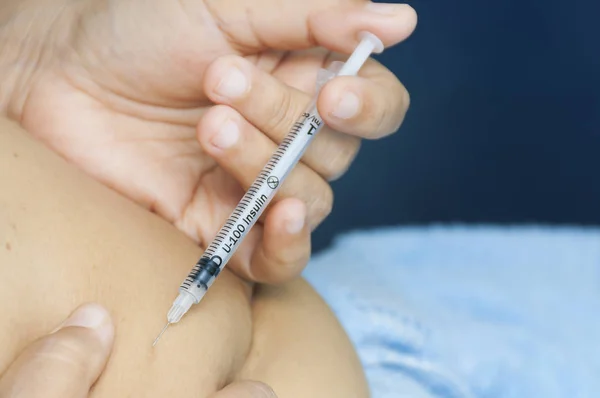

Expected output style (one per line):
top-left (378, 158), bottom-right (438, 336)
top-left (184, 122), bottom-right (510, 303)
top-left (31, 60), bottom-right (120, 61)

top-left (0, 303), bottom-right (114, 398)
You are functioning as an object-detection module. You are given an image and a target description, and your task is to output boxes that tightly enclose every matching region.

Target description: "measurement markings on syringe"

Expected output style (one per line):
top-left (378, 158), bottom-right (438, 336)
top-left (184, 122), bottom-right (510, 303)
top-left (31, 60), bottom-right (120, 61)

top-left (184, 113), bottom-right (321, 287)
top-left (221, 193), bottom-right (268, 253)
top-left (301, 113), bottom-right (321, 135)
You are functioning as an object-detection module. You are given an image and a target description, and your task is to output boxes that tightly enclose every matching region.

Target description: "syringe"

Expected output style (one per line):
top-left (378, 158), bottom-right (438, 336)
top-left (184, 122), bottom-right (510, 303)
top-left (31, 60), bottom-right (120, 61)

top-left (153, 31), bottom-right (384, 346)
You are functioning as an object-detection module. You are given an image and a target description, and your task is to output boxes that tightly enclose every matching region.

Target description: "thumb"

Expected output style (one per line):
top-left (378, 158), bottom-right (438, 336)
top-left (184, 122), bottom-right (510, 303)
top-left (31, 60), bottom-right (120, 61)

top-left (208, 0), bottom-right (417, 54)
top-left (210, 381), bottom-right (277, 398)
top-left (0, 303), bottom-right (115, 398)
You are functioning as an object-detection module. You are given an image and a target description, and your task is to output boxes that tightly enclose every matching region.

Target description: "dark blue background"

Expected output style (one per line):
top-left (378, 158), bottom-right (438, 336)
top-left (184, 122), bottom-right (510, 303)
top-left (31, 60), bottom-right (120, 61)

top-left (313, 0), bottom-right (600, 252)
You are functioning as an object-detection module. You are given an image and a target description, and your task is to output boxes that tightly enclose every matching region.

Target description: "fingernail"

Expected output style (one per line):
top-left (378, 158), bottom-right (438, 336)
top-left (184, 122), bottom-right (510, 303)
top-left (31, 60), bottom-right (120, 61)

top-left (332, 91), bottom-right (361, 119)
top-left (249, 382), bottom-right (277, 398)
top-left (56, 303), bottom-right (114, 349)
top-left (215, 66), bottom-right (248, 99)
top-left (403, 89), bottom-right (411, 109)
top-left (211, 119), bottom-right (239, 149)
top-left (285, 207), bottom-right (306, 234)
top-left (365, 2), bottom-right (408, 15)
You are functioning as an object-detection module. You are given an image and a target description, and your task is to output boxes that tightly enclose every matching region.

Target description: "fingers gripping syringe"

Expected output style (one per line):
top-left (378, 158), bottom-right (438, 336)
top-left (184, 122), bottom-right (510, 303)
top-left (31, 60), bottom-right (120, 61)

top-left (153, 32), bottom-right (384, 346)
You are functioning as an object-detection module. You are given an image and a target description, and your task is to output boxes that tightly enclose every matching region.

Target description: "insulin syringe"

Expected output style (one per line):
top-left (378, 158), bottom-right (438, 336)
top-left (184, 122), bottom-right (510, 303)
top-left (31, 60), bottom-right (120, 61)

top-left (153, 32), bottom-right (384, 346)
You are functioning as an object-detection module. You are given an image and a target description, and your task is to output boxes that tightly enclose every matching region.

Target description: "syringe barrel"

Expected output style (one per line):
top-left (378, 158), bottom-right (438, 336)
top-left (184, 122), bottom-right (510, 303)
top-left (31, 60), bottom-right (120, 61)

top-left (179, 100), bottom-right (323, 302)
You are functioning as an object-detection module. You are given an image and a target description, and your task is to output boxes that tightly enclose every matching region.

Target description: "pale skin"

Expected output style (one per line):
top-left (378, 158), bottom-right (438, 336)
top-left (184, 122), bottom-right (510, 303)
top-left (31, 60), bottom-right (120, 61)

top-left (0, 117), bottom-right (369, 397)
top-left (0, 303), bottom-right (279, 398)
top-left (0, 0), bottom-right (417, 394)
top-left (0, 0), bottom-right (417, 284)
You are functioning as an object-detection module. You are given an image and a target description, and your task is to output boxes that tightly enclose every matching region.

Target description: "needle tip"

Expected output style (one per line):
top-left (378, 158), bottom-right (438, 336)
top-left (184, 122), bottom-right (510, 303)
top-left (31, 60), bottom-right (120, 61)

top-left (152, 322), bottom-right (170, 347)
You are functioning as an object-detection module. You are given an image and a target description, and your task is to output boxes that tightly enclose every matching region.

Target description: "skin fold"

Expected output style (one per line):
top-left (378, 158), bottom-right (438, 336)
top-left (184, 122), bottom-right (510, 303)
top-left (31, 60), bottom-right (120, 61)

top-left (0, 2), bottom-right (416, 395)
top-left (0, 117), bottom-right (369, 397)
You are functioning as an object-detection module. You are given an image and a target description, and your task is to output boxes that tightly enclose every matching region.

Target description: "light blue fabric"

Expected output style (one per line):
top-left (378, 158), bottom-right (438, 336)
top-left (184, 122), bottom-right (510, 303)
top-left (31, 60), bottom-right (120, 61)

top-left (303, 226), bottom-right (600, 398)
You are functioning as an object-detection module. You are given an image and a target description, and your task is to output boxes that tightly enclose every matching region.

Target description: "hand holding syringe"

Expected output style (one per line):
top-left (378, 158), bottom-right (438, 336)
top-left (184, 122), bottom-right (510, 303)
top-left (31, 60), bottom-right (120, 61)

top-left (154, 32), bottom-right (385, 345)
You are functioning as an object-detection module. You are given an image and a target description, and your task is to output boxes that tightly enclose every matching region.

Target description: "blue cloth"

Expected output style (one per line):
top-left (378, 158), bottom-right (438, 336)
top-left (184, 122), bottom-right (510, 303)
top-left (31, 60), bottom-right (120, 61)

top-left (303, 226), bottom-right (600, 398)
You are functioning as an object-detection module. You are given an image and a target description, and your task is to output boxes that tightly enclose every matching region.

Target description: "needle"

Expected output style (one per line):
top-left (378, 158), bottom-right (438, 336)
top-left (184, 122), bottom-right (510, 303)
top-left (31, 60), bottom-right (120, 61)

top-left (153, 322), bottom-right (170, 347)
